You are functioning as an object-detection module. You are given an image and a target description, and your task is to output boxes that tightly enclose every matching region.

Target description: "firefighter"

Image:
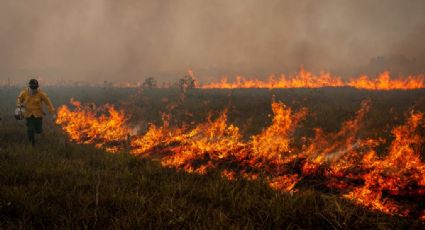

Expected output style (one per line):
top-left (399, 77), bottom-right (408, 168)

top-left (16, 79), bottom-right (55, 146)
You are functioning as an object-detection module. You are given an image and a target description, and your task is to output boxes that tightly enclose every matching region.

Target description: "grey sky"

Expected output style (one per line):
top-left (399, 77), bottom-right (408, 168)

top-left (1, 0), bottom-right (424, 84)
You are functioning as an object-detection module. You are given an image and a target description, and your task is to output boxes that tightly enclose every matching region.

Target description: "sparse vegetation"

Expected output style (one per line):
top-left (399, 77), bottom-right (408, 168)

top-left (142, 77), bottom-right (158, 89)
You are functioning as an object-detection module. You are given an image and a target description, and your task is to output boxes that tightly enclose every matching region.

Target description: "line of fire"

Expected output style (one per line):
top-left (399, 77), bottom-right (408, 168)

top-left (55, 90), bottom-right (425, 221)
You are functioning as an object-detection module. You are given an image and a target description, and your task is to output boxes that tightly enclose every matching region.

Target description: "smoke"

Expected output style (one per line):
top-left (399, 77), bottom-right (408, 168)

top-left (0, 0), bottom-right (424, 84)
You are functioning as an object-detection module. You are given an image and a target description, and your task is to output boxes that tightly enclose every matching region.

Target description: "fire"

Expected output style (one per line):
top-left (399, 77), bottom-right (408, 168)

top-left (56, 99), bottom-right (130, 153)
top-left (251, 101), bottom-right (307, 159)
top-left (200, 68), bottom-right (425, 90)
top-left (347, 72), bottom-right (425, 90)
top-left (56, 99), bottom-right (425, 220)
top-left (301, 100), bottom-right (373, 175)
top-left (344, 111), bottom-right (425, 215)
top-left (143, 111), bottom-right (246, 174)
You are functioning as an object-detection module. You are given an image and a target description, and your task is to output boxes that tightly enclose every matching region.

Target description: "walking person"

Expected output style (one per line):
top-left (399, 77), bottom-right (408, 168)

top-left (16, 79), bottom-right (55, 146)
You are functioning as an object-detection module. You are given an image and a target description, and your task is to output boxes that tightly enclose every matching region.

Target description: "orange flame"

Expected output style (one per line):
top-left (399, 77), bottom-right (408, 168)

top-left (56, 99), bottom-right (425, 220)
top-left (201, 68), bottom-right (425, 90)
top-left (251, 101), bottom-right (307, 159)
top-left (56, 99), bottom-right (130, 153)
top-left (344, 111), bottom-right (425, 215)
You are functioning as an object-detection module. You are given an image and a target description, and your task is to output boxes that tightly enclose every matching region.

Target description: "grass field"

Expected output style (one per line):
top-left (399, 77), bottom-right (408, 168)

top-left (1, 86), bottom-right (425, 229)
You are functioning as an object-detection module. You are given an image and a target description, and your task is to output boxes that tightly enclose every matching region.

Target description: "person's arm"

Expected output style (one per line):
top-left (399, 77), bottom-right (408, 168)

top-left (41, 92), bottom-right (55, 114)
top-left (17, 90), bottom-right (25, 107)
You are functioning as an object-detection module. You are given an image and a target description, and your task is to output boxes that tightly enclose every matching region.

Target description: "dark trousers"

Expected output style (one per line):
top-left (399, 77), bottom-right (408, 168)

top-left (26, 116), bottom-right (43, 146)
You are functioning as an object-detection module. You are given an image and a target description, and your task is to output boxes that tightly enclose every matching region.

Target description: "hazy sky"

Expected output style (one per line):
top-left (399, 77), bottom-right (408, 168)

top-left (1, 0), bottom-right (424, 84)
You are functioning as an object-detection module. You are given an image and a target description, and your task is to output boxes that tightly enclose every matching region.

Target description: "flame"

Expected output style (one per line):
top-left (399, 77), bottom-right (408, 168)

top-left (201, 68), bottom-right (425, 90)
top-left (347, 72), bottom-right (425, 90)
top-left (251, 101), bottom-right (307, 159)
top-left (301, 100), bottom-right (372, 175)
top-left (56, 99), bottom-right (425, 220)
top-left (155, 111), bottom-right (246, 174)
top-left (56, 99), bottom-right (130, 153)
top-left (344, 112), bottom-right (425, 215)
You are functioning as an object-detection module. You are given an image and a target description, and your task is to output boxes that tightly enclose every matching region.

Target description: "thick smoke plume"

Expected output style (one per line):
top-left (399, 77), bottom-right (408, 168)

top-left (1, 0), bottom-right (424, 84)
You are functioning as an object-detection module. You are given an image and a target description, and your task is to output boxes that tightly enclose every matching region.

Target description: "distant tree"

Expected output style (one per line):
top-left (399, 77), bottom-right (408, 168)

top-left (178, 75), bottom-right (196, 92)
top-left (142, 77), bottom-right (157, 89)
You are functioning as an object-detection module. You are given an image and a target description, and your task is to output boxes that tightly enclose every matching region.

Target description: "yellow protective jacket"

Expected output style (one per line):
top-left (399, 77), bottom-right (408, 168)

top-left (17, 88), bottom-right (55, 118)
